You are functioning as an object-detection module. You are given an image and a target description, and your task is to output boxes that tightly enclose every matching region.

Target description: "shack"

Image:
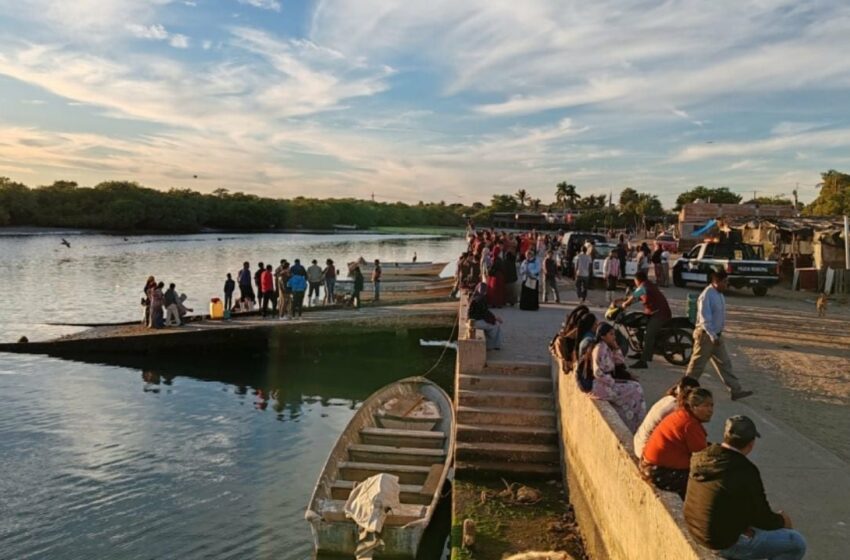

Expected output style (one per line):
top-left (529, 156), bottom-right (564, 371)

top-left (678, 202), bottom-right (796, 251)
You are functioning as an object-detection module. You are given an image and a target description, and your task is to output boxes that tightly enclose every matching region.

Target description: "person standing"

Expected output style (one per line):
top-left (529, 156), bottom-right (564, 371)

top-left (307, 259), bottom-right (324, 305)
top-left (518, 250), bottom-right (540, 311)
top-left (323, 259), bottom-right (337, 304)
top-left (619, 270), bottom-right (672, 369)
top-left (602, 251), bottom-right (620, 304)
top-left (164, 283), bottom-right (181, 326)
top-left (686, 269), bottom-right (753, 400)
top-left (352, 265), bottom-right (364, 309)
top-left (141, 276), bottom-right (156, 326)
top-left (287, 270), bottom-right (307, 318)
top-left (486, 248), bottom-right (506, 307)
top-left (412, 252), bottom-right (417, 263)
top-left (574, 246), bottom-right (592, 305)
top-left (254, 262), bottom-right (265, 304)
top-left (260, 264), bottom-right (275, 317)
top-left (661, 247), bottom-right (671, 288)
top-left (651, 242), bottom-right (665, 287)
top-left (542, 250), bottom-right (561, 303)
top-left (371, 259), bottom-right (382, 302)
top-left (503, 250), bottom-right (518, 306)
top-left (148, 281), bottom-right (165, 329)
top-left (684, 415), bottom-right (807, 560)
top-left (616, 234), bottom-right (628, 279)
top-left (277, 262), bottom-right (292, 319)
top-left (237, 262), bottom-right (254, 303)
top-left (223, 273), bottom-right (235, 311)
top-left (290, 258), bottom-right (306, 278)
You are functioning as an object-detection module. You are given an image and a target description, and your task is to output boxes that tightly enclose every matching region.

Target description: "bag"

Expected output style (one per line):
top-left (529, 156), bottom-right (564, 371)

top-left (575, 347), bottom-right (594, 393)
top-left (524, 278), bottom-right (538, 291)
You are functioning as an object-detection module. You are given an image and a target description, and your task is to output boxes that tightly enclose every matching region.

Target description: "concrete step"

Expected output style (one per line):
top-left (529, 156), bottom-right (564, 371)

top-left (455, 459), bottom-right (562, 479)
top-left (482, 360), bottom-right (550, 378)
top-left (348, 444), bottom-right (446, 466)
top-left (459, 373), bottom-right (552, 393)
top-left (456, 441), bottom-right (560, 464)
top-left (458, 389), bottom-right (554, 410)
top-left (456, 405), bottom-right (557, 428)
top-left (456, 423), bottom-right (558, 446)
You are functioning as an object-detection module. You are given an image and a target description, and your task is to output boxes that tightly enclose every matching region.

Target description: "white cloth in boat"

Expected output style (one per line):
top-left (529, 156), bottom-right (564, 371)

top-left (344, 473), bottom-right (402, 533)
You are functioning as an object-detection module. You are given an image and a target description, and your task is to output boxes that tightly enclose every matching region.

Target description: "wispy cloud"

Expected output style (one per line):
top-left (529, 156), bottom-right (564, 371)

top-left (237, 0), bottom-right (281, 12)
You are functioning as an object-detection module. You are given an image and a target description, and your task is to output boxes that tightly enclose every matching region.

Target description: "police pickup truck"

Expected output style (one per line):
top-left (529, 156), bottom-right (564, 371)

top-left (672, 241), bottom-right (779, 296)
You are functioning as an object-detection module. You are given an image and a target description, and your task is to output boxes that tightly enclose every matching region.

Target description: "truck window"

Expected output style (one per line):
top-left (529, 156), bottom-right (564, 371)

top-left (687, 246), bottom-right (701, 259)
top-left (712, 245), bottom-right (732, 259)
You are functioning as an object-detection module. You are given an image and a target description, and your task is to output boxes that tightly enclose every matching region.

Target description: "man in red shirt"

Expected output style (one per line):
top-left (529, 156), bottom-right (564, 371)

top-left (260, 264), bottom-right (275, 318)
top-left (640, 387), bottom-right (714, 498)
top-left (620, 270), bottom-right (672, 368)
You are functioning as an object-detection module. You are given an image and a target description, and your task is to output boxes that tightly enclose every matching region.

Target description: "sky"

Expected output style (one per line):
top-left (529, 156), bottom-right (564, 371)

top-left (1, 1), bottom-right (849, 206)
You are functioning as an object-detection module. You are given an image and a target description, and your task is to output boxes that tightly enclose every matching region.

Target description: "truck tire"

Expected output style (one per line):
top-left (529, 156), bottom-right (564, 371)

top-left (753, 286), bottom-right (768, 297)
top-left (673, 269), bottom-right (686, 288)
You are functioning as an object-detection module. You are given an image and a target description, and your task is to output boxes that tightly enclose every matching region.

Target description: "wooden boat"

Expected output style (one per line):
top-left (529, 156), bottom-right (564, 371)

top-left (305, 377), bottom-right (454, 558)
top-left (348, 261), bottom-right (449, 278)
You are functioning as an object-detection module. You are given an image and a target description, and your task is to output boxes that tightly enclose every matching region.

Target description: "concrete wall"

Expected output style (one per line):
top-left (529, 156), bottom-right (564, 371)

top-left (456, 293), bottom-right (486, 374)
top-left (552, 358), bottom-right (720, 560)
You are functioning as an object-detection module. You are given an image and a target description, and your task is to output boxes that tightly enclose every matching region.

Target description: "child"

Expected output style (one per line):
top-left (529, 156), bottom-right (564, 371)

top-left (224, 273), bottom-right (235, 312)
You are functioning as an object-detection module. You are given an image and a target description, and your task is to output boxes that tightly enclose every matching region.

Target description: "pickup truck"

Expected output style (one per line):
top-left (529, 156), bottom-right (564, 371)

top-left (672, 241), bottom-right (779, 296)
top-left (572, 243), bottom-right (638, 283)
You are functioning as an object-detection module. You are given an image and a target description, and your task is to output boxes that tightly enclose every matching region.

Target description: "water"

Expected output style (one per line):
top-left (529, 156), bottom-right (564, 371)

top-left (0, 231), bottom-right (466, 342)
top-left (0, 232), bottom-right (463, 559)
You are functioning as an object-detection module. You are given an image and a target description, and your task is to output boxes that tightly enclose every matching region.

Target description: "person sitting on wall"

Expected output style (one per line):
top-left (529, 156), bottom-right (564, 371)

top-left (633, 376), bottom-right (701, 459)
top-left (640, 387), bottom-right (714, 499)
top-left (585, 322), bottom-right (646, 432)
top-left (468, 282), bottom-right (503, 350)
top-left (684, 416), bottom-right (807, 560)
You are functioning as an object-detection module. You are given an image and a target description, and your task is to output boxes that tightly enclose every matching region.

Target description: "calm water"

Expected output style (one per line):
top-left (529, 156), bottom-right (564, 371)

top-left (0, 232), bottom-right (463, 560)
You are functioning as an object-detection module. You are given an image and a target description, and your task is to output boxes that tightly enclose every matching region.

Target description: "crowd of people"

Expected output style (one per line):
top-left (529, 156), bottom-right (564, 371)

top-left (141, 276), bottom-right (193, 328)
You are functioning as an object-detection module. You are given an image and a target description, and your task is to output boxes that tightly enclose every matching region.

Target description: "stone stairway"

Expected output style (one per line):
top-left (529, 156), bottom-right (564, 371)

top-left (455, 360), bottom-right (561, 478)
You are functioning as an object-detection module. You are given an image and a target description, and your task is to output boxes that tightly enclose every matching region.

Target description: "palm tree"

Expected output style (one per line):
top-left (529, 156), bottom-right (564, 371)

top-left (530, 198), bottom-right (541, 211)
top-left (555, 181), bottom-right (580, 210)
top-left (514, 189), bottom-right (529, 209)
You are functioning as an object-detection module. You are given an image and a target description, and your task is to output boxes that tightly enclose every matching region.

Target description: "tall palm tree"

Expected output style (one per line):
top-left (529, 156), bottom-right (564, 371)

top-left (555, 182), bottom-right (568, 210)
top-left (514, 188), bottom-right (528, 209)
top-left (564, 184), bottom-right (580, 209)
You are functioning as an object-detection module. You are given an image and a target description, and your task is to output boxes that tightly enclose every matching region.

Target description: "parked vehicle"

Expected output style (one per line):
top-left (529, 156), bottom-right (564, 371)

top-left (605, 303), bottom-right (694, 366)
top-left (573, 243), bottom-right (638, 284)
top-left (655, 233), bottom-right (679, 253)
top-left (672, 241), bottom-right (779, 296)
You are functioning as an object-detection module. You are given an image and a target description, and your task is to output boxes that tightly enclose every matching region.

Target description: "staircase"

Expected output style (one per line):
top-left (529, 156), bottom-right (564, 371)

top-left (455, 360), bottom-right (561, 478)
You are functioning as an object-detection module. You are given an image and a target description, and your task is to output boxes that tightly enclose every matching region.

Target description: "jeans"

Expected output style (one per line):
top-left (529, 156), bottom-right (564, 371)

top-left (543, 277), bottom-right (560, 303)
top-left (640, 312), bottom-right (665, 363)
top-left (474, 319), bottom-right (502, 350)
top-left (292, 291), bottom-right (305, 316)
top-left (686, 328), bottom-right (743, 393)
top-left (308, 281), bottom-right (321, 300)
top-left (575, 275), bottom-right (589, 301)
top-left (719, 528), bottom-right (806, 560)
top-left (325, 278), bottom-right (336, 303)
top-left (373, 280), bottom-right (381, 301)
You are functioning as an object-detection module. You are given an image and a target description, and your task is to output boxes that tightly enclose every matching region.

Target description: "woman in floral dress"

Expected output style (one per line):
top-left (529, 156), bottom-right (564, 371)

top-left (590, 322), bottom-right (646, 432)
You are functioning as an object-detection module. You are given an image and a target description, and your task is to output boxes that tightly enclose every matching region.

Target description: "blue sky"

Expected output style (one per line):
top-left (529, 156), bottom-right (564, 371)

top-left (1, 0), bottom-right (849, 206)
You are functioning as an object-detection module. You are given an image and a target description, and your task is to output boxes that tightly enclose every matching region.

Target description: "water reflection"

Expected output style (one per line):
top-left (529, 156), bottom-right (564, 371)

top-left (0, 328), bottom-right (454, 560)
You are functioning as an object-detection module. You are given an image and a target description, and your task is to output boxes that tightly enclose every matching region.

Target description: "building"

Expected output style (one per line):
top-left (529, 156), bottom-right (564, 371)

top-left (677, 202), bottom-right (796, 250)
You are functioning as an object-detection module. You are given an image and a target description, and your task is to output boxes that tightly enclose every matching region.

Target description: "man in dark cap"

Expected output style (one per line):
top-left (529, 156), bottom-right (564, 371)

top-left (684, 415), bottom-right (806, 559)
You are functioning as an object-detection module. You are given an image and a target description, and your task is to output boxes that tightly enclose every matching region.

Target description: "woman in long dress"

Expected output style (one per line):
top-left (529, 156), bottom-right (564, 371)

top-left (519, 250), bottom-right (540, 311)
top-left (589, 322), bottom-right (646, 432)
top-left (486, 246), bottom-right (506, 308)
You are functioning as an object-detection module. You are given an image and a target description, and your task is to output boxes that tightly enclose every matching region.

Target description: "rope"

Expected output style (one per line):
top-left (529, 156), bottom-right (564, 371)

top-left (422, 310), bottom-right (460, 378)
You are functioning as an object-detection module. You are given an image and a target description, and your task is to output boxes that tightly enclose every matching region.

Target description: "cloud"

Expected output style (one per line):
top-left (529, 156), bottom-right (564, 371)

top-left (672, 128), bottom-right (850, 162)
top-left (169, 34), bottom-right (189, 48)
top-left (127, 23), bottom-right (169, 40)
top-left (237, 0), bottom-right (281, 12)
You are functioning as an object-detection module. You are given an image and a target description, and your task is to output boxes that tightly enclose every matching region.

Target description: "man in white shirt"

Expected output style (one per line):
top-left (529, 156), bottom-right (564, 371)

top-left (574, 247), bottom-right (593, 305)
top-left (686, 270), bottom-right (752, 400)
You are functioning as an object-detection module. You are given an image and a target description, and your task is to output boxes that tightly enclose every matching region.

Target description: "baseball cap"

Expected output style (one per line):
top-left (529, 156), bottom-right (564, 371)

top-left (724, 415), bottom-right (761, 442)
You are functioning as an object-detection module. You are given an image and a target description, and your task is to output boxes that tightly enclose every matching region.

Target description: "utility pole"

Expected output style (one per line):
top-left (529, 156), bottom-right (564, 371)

top-left (371, 192), bottom-right (375, 202)
top-left (793, 183), bottom-right (799, 217)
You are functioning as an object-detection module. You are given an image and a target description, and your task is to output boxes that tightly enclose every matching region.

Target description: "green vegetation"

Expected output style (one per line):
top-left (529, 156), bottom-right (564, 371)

top-left (0, 178), bottom-right (468, 232)
top-left (805, 169), bottom-right (850, 216)
top-left (674, 186), bottom-right (742, 210)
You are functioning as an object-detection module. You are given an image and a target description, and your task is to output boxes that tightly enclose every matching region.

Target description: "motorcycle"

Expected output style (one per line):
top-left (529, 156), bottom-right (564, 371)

top-left (605, 299), bottom-right (694, 366)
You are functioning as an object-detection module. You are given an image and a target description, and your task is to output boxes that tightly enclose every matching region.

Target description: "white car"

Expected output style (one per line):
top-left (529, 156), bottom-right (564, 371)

top-left (573, 243), bottom-right (638, 281)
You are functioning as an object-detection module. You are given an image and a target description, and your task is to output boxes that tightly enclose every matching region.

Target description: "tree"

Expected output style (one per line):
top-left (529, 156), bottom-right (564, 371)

top-left (619, 188), bottom-right (664, 232)
top-left (806, 169), bottom-right (850, 216)
top-left (529, 198), bottom-right (542, 211)
top-left (674, 186), bottom-right (742, 210)
top-left (743, 196), bottom-right (792, 206)
top-left (554, 181), bottom-right (580, 210)
top-left (514, 189), bottom-right (529, 209)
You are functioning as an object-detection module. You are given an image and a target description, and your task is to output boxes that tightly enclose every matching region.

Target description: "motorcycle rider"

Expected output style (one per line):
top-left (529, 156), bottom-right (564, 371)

top-left (618, 270), bottom-right (672, 369)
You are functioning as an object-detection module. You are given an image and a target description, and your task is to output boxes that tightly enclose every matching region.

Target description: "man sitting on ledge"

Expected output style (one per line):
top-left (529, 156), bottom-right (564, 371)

top-left (684, 415), bottom-right (807, 560)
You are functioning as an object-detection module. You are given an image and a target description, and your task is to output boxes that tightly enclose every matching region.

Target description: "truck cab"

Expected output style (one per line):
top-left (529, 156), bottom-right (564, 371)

top-left (672, 241), bottom-right (779, 296)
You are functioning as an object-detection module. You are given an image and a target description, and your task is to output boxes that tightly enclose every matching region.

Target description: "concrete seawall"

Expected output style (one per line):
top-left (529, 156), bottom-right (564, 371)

top-left (552, 359), bottom-right (720, 560)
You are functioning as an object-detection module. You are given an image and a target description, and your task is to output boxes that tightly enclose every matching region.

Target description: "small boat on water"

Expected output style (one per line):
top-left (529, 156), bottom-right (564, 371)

top-left (348, 261), bottom-right (449, 278)
top-left (305, 377), bottom-right (454, 558)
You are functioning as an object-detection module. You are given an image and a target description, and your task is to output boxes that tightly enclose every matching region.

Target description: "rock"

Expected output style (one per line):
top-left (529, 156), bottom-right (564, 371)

top-left (515, 485), bottom-right (543, 504)
top-left (462, 518), bottom-right (476, 549)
